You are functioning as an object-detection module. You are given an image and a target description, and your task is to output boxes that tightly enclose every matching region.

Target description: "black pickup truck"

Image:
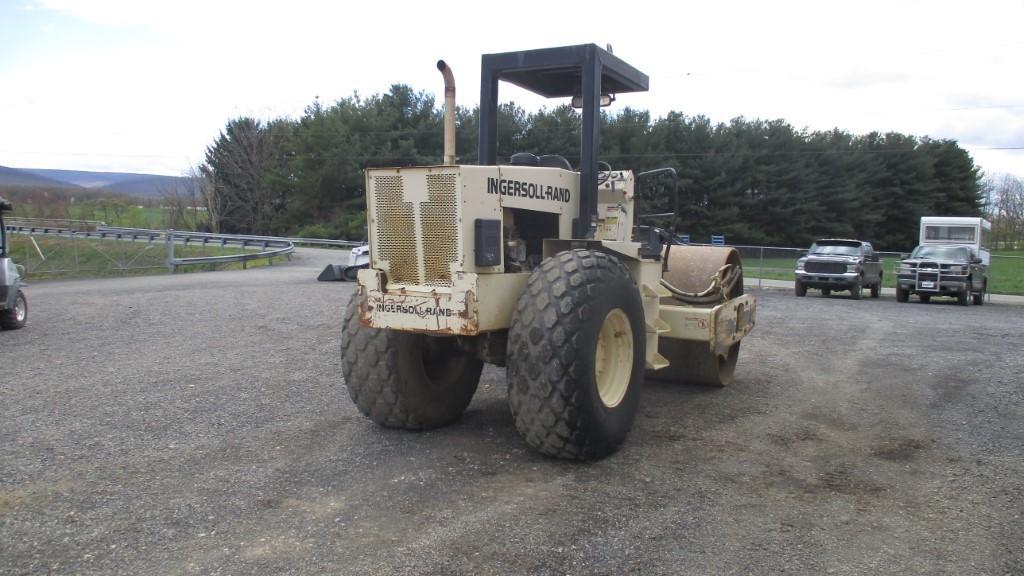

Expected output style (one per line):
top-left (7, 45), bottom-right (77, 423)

top-left (794, 239), bottom-right (884, 299)
top-left (895, 244), bottom-right (987, 306)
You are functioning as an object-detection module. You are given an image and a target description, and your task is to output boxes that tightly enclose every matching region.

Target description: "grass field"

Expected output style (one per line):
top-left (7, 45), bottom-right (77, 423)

top-left (14, 204), bottom-right (206, 230)
top-left (741, 252), bottom-right (1024, 295)
top-left (7, 235), bottom-right (275, 281)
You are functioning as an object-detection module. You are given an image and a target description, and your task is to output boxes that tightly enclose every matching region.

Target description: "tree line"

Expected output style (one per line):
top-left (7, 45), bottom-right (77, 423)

top-left (985, 174), bottom-right (1024, 250)
top-left (199, 84), bottom-right (985, 251)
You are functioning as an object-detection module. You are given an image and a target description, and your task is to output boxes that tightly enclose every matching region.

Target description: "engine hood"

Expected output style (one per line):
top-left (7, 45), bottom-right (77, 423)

top-left (902, 258), bottom-right (966, 266)
top-left (804, 254), bottom-right (860, 262)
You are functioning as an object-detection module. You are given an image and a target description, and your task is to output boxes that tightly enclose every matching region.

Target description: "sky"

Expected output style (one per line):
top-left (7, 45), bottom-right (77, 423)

top-left (1, 0), bottom-right (1022, 180)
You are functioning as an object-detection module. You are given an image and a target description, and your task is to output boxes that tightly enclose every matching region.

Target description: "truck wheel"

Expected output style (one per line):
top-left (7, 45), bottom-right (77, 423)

top-left (919, 294), bottom-right (931, 304)
top-left (340, 291), bottom-right (482, 429)
top-left (896, 285), bottom-right (909, 303)
top-left (507, 249), bottom-right (645, 461)
top-left (973, 281), bottom-right (986, 305)
top-left (957, 285), bottom-right (970, 306)
top-left (821, 288), bottom-right (831, 296)
top-left (870, 280), bottom-right (880, 299)
top-left (850, 279), bottom-right (863, 300)
top-left (795, 282), bottom-right (807, 297)
top-left (0, 289), bottom-right (27, 330)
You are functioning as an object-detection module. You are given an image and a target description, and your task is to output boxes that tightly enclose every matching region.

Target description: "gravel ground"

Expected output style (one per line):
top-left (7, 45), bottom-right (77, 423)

top-left (1, 248), bottom-right (1021, 575)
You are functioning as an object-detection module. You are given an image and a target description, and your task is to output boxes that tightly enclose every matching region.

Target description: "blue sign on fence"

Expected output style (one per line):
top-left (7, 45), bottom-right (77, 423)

top-left (711, 235), bottom-right (725, 246)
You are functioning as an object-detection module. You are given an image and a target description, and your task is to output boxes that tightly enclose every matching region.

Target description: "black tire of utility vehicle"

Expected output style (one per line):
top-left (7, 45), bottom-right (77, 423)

top-left (870, 277), bottom-right (881, 298)
top-left (957, 284), bottom-right (970, 306)
top-left (340, 291), bottom-right (483, 429)
top-left (850, 279), bottom-right (863, 300)
top-left (896, 285), bottom-right (909, 303)
top-left (0, 289), bottom-right (27, 330)
top-left (821, 288), bottom-right (831, 296)
top-left (919, 294), bottom-right (931, 304)
top-left (507, 249), bottom-right (646, 461)
top-left (973, 280), bottom-right (986, 305)
top-left (795, 281), bottom-right (807, 297)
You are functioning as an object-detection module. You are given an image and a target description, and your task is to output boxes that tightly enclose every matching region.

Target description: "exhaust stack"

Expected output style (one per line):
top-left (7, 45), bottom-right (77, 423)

top-left (437, 60), bottom-right (456, 165)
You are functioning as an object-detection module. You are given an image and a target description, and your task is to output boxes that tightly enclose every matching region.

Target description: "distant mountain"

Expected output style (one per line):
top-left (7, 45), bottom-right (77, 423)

top-left (1, 166), bottom-right (189, 198)
top-left (0, 165), bottom-right (81, 189)
top-left (102, 175), bottom-right (190, 198)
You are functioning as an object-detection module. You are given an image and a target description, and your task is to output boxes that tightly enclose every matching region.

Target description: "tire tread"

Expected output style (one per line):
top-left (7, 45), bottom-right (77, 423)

top-left (508, 249), bottom-right (641, 460)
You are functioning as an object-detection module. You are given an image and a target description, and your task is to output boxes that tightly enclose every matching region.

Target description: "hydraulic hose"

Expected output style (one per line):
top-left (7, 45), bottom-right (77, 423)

top-left (661, 263), bottom-right (741, 305)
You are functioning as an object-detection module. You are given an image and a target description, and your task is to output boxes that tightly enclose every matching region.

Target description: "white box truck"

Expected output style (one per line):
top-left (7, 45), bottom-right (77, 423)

top-left (895, 216), bottom-right (991, 305)
top-left (919, 216), bottom-right (991, 264)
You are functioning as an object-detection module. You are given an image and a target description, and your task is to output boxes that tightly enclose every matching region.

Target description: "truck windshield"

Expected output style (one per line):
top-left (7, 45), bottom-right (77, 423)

top-left (809, 244), bottom-right (859, 256)
top-left (911, 246), bottom-right (971, 261)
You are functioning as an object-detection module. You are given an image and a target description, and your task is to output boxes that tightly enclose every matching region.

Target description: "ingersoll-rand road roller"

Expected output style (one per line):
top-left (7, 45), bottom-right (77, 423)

top-left (341, 44), bottom-right (756, 460)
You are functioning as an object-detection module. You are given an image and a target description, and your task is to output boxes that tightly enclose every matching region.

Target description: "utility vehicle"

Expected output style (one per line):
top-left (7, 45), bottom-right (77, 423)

top-left (341, 45), bottom-right (756, 459)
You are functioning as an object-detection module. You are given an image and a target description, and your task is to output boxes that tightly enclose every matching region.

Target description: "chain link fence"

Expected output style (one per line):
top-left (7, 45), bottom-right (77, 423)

top-left (726, 243), bottom-right (1021, 295)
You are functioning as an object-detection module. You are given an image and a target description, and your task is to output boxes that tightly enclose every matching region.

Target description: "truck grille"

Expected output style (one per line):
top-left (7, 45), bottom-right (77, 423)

top-left (370, 171), bottom-right (461, 287)
top-left (805, 261), bottom-right (846, 274)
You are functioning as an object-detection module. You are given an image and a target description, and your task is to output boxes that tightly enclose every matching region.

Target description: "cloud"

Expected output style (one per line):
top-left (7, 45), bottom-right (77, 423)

top-left (822, 70), bottom-right (918, 91)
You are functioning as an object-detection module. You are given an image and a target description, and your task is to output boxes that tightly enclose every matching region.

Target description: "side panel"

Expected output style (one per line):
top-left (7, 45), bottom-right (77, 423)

top-left (460, 165), bottom-right (579, 249)
top-left (0, 257), bottom-right (20, 309)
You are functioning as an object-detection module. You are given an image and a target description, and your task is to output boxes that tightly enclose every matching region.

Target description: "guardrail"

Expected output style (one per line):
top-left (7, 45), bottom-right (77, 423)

top-left (162, 229), bottom-right (294, 271)
top-left (5, 225), bottom-right (304, 274)
top-left (97, 227), bottom-right (363, 248)
top-left (4, 217), bottom-right (105, 232)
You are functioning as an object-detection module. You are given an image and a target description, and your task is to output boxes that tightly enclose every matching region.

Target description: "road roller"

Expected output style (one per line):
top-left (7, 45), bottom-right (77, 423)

top-left (341, 44), bottom-right (756, 460)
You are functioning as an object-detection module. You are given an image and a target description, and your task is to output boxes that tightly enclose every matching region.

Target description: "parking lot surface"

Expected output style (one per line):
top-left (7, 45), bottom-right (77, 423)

top-left (2, 248), bottom-right (1021, 575)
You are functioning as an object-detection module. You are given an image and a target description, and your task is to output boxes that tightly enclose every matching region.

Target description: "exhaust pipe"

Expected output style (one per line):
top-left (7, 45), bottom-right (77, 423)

top-left (437, 60), bottom-right (456, 165)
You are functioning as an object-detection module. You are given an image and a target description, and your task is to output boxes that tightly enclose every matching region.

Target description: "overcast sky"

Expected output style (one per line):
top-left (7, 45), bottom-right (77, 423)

top-left (1, 0), bottom-right (1022, 180)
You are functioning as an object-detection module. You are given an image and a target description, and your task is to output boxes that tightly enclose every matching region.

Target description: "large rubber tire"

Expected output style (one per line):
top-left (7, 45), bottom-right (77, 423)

top-left (821, 288), bottom-right (831, 296)
top-left (957, 285), bottom-right (970, 307)
top-left (973, 281), bottom-right (986, 306)
top-left (795, 281), bottom-right (807, 297)
top-left (850, 279), bottom-right (863, 300)
top-left (896, 285), bottom-right (909, 303)
top-left (919, 294), bottom-right (931, 304)
top-left (0, 289), bottom-right (27, 330)
top-left (507, 249), bottom-right (645, 461)
top-left (340, 291), bottom-right (482, 429)
top-left (870, 279), bottom-right (880, 299)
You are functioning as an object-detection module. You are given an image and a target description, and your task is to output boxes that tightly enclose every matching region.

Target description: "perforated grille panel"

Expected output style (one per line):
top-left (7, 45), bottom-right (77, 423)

top-left (370, 171), bottom-right (461, 287)
top-left (420, 174), bottom-right (459, 287)
top-left (372, 175), bottom-right (419, 284)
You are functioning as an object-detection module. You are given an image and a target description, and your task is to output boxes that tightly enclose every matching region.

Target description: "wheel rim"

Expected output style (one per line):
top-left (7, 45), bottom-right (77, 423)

top-left (420, 336), bottom-right (464, 385)
top-left (15, 295), bottom-right (26, 323)
top-left (594, 308), bottom-right (633, 408)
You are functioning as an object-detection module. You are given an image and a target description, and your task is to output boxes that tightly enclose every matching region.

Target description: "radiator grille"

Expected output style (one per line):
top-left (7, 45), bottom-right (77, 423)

top-left (805, 261), bottom-right (846, 274)
top-left (371, 171), bottom-right (461, 287)
top-left (373, 175), bottom-right (418, 284)
top-left (420, 174), bottom-right (459, 287)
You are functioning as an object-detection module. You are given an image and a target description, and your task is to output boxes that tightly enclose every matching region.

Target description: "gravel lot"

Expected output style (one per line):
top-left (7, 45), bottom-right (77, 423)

top-left (2, 248), bottom-right (1022, 575)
